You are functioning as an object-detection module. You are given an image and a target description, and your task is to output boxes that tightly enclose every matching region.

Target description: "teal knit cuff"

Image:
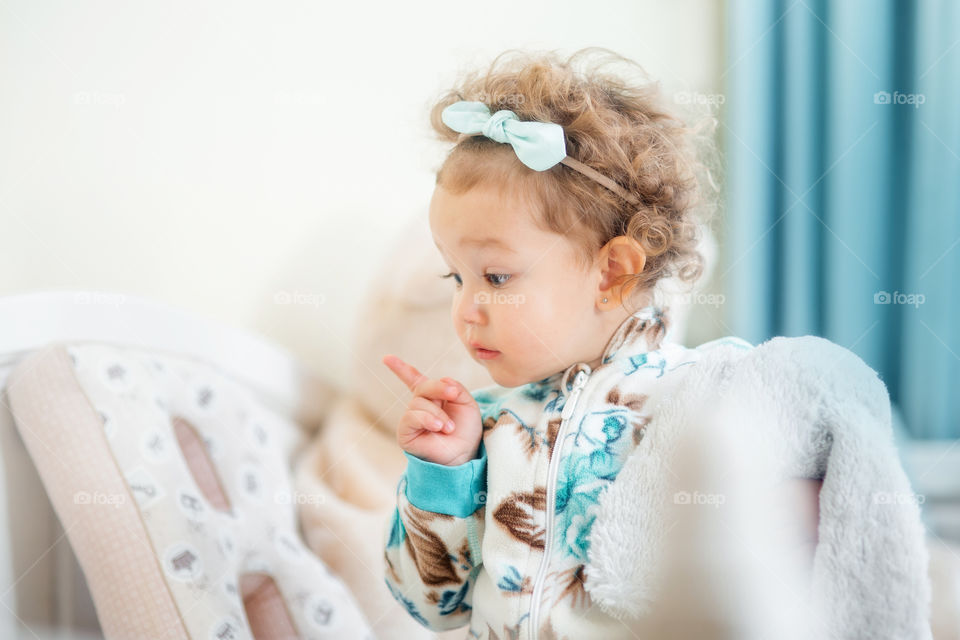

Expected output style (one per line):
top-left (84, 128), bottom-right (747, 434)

top-left (403, 441), bottom-right (487, 517)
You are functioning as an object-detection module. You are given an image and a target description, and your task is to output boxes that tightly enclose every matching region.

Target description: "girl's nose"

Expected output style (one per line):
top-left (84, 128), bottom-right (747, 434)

top-left (456, 290), bottom-right (487, 326)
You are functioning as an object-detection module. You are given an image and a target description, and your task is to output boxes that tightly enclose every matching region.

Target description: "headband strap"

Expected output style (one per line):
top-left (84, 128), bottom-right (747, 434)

top-left (443, 101), bottom-right (640, 206)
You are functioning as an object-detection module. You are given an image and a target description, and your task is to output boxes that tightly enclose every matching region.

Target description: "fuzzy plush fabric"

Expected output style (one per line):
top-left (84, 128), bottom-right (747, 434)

top-left (586, 335), bottom-right (933, 639)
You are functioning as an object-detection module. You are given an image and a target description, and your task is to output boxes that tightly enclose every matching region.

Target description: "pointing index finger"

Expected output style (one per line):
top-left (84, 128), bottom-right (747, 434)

top-left (382, 354), bottom-right (427, 392)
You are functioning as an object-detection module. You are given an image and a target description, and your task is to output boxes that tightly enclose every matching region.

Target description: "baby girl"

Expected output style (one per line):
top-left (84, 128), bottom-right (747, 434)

top-left (380, 48), bottom-right (819, 639)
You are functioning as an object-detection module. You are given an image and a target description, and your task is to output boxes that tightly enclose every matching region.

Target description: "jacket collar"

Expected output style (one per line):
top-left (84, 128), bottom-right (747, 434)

top-left (538, 305), bottom-right (668, 393)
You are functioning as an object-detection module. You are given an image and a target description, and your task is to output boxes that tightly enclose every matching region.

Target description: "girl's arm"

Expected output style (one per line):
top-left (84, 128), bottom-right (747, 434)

top-left (379, 354), bottom-right (501, 630)
top-left (383, 443), bottom-right (487, 631)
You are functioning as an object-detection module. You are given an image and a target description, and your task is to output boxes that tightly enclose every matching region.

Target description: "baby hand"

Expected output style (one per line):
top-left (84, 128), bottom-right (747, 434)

top-left (382, 354), bottom-right (482, 467)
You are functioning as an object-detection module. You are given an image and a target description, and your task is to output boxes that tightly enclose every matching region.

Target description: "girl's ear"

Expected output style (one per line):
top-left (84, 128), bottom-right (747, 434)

top-left (597, 236), bottom-right (647, 305)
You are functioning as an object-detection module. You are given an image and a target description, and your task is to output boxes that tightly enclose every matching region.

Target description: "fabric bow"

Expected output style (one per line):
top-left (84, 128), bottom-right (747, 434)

top-left (440, 101), bottom-right (567, 171)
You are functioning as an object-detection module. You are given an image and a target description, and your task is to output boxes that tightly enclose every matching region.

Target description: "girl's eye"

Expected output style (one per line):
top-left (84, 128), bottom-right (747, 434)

top-left (439, 272), bottom-right (511, 288)
top-left (485, 273), bottom-right (511, 287)
top-left (440, 272), bottom-right (462, 287)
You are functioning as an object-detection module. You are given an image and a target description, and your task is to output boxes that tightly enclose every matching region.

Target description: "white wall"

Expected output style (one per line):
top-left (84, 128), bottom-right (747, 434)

top-left (0, 0), bottom-right (723, 389)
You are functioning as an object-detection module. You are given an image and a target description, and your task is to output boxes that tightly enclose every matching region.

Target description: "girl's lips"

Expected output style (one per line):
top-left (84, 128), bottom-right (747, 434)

top-left (475, 347), bottom-right (500, 360)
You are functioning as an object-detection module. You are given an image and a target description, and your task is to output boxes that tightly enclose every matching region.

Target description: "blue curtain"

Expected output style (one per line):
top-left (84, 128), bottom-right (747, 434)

top-left (723, 0), bottom-right (959, 439)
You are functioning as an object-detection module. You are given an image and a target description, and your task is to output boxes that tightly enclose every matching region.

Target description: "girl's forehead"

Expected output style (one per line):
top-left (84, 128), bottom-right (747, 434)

top-left (430, 190), bottom-right (534, 240)
top-left (429, 184), bottom-right (583, 266)
top-left (430, 182), bottom-right (529, 222)
top-left (432, 227), bottom-right (585, 273)
top-left (432, 234), bottom-right (518, 263)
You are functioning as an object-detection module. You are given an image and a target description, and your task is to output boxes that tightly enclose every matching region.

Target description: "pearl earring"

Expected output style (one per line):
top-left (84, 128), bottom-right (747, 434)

top-left (601, 297), bottom-right (608, 303)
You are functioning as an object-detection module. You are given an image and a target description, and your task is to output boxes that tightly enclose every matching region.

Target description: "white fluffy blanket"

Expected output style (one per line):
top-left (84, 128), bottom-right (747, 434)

top-left (585, 335), bottom-right (933, 640)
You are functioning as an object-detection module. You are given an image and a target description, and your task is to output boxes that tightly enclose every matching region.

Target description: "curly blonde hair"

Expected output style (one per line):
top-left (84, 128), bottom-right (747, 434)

top-left (429, 47), bottom-right (721, 309)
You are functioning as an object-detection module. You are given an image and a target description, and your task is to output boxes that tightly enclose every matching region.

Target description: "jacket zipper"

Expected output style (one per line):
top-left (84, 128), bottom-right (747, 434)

top-left (528, 368), bottom-right (591, 639)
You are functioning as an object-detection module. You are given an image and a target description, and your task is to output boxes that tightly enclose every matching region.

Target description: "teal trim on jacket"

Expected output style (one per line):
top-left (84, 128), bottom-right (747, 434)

top-left (403, 440), bottom-right (487, 518)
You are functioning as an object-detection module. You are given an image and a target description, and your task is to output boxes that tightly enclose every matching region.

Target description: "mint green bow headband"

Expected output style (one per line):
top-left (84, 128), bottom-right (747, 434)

top-left (441, 101), bottom-right (566, 171)
top-left (439, 100), bottom-right (640, 205)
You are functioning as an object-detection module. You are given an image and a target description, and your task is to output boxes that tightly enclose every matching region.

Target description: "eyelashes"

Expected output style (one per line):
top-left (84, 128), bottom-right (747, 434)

top-left (440, 272), bottom-right (462, 287)
top-left (439, 272), bottom-right (511, 287)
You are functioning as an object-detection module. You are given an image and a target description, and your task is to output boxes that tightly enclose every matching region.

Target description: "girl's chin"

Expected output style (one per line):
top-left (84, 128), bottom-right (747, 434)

top-left (489, 368), bottom-right (542, 389)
